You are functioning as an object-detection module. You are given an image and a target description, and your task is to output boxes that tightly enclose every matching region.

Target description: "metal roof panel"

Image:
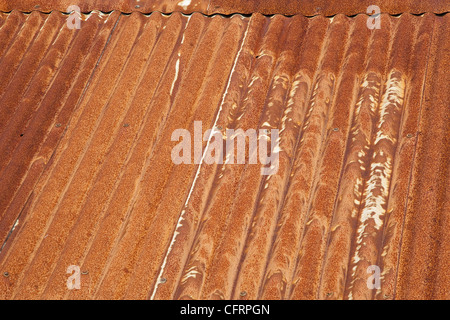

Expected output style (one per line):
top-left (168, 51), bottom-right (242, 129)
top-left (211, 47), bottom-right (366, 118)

top-left (0, 9), bottom-right (448, 300)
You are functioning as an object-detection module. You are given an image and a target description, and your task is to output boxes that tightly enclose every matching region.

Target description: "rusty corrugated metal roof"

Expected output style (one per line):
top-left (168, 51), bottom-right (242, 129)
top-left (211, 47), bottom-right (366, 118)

top-left (1, 0), bottom-right (449, 15)
top-left (0, 8), bottom-right (448, 300)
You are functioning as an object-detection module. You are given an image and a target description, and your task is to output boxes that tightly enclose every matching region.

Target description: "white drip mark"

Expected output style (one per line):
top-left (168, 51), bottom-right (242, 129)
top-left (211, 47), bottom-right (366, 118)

top-left (170, 58), bottom-right (180, 96)
top-left (169, 15), bottom-right (191, 96)
top-left (178, 0), bottom-right (192, 10)
top-left (181, 266), bottom-right (201, 283)
top-left (12, 219), bottom-right (19, 232)
top-left (150, 20), bottom-right (251, 300)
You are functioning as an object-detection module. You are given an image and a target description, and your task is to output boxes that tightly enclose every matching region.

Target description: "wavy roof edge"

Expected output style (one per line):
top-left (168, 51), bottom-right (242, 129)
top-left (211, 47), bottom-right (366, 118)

top-left (1, 0), bottom-right (449, 16)
top-left (2, 10), bottom-right (448, 19)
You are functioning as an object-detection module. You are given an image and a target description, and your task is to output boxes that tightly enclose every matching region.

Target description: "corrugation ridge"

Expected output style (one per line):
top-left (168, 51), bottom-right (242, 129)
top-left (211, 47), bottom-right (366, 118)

top-left (93, 13), bottom-right (203, 299)
top-left (13, 13), bottom-right (124, 256)
top-left (4, 13), bottom-right (125, 282)
top-left (0, 12), bottom-right (126, 299)
top-left (0, 11), bottom-right (26, 62)
top-left (115, 13), bottom-right (217, 298)
top-left (0, 12), bottom-right (47, 131)
top-left (369, 69), bottom-right (408, 301)
top-left (373, 14), bottom-right (429, 300)
top-left (335, 14), bottom-right (391, 300)
top-left (0, 12), bottom-right (121, 263)
top-left (0, 11), bottom-right (29, 67)
top-left (249, 16), bottom-right (327, 300)
top-left (146, 15), bottom-right (250, 300)
top-left (230, 16), bottom-right (310, 300)
top-left (0, 13), bottom-right (64, 174)
top-left (67, 13), bottom-right (185, 300)
top-left (108, 13), bottom-right (211, 298)
top-left (7, 13), bottom-right (122, 250)
top-left (154, 14), bottom-right (265, 301)
top-left (28, 13), bottom-right (148, 300)
top-left (255, 16), bottom-right (328, 300)
top-left (177, 16), bottom-right (267, 300)
top-left (92, 13), bottom-right (205, 299)
top-left (0, 17), bottom-right (66, 182)
top-left (257, 75), bottom-right (311, 299)
top-left (0, 12), bottom-right (88, 251)
top-left (0, 12), bottom-right (65, 229)
top-left (61, 13), bottom-right (167, 300)
top-left (11, 13), bottom-right (144, 299)
top-left (390, 14), bottom-right (436, 300)
top-left (226, 16), bottom-right (300, 301)
top-left (190, 15), bottom-right (286, 300)
top-left (0, 16), bottom-right (75, 246)
top-left (71, 14), bottom-right (170, 297)
top-left (334, 16), bottom-right (386, 300)
top-left (284, 17), bottom-right (342, 300)
top-left (141, 17), bottom-right (237, 298)
top-left (236, 15), bottom-right (308, 300)
top-left (40, 13), bottom-right (164, 300)
top-left (395, 14), bottom-right (449, 299)
top-left (3, 11), bottom-right (120, 298)
top-left (172, 15), bottom-right (284, 300)
top-left (315, 14), bottom-right (373, 300)
top-left (122, 14), bottom-right (235, 300)
top-left (327, 72), bottom-right (380, 300)
top-left (280, 14), bottom-right (353, 301)
top-left (391, 17), bottom-right (435, 300)
top-left (288, 24), bottom-right (349, 300)
top-left (29, 15), bottom-right (142, 299)
top-left (181, 15), bottom-right (277, 300)
top-left (341, 79), bottom-right (385, 297)
top-left (343, 15), bottom-right (408, 298)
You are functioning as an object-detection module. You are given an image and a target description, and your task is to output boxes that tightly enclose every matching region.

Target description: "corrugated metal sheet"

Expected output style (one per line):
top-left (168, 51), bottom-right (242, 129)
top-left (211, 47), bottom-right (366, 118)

top-left (1, 0), bottom-right (449, 15)
top-left (0, 10), bottom-right (448, 300)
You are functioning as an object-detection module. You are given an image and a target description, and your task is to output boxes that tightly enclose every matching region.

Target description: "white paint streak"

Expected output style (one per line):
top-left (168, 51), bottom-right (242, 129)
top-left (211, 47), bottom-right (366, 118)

top-left (181, 266), bottom-right (201, 283)
top-left (170, 58), bottom-right (180, 96)
top-left (12, 219), bottom-right (19, 232)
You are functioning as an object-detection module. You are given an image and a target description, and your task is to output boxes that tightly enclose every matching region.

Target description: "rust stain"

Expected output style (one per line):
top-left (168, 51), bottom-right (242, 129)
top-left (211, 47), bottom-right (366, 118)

top-left (0, 9), bottom-right (448, 300)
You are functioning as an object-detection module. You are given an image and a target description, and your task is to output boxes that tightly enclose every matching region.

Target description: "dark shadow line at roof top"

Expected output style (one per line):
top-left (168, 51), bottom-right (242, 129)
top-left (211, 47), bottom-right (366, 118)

top-left (1, 9), bottom-right (449, 18)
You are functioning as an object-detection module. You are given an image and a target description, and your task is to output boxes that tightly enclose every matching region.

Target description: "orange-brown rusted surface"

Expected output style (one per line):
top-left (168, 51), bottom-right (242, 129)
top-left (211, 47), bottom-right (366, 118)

top-left (0, 0), bottom-right (449, 15)
top-left (0, 9), bottom-right (448, 300)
